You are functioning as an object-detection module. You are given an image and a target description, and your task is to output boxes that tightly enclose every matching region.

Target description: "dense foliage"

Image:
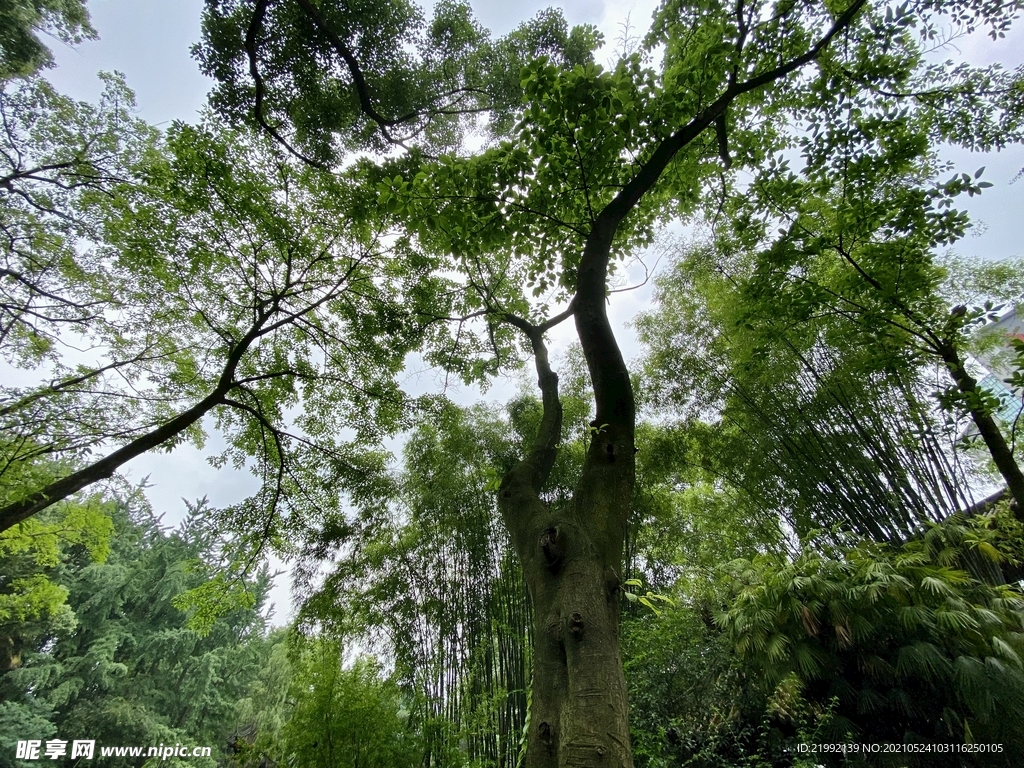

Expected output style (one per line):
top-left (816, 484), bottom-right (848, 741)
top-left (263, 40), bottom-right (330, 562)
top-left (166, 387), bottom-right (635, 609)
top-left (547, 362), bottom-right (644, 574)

top-left (721, 513), bottom-right (1024, 757)
top-left (0, 0), bottom-right (93, 78)
top-left (1, 492), bottom-right (269, 767)
top-left (2, 0), bottom-right (1024, 764)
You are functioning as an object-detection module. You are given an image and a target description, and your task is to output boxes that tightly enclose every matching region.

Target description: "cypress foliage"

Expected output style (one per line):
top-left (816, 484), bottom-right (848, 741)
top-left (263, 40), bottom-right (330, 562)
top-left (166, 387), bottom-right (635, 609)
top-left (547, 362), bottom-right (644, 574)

top-left (0, 492), bottom-right (274, 768)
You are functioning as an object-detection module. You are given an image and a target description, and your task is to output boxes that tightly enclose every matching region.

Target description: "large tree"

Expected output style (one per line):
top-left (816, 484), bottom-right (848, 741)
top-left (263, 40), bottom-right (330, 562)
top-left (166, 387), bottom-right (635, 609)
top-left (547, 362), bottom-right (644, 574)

top-left (194, 0), bottom-right (1023, 763)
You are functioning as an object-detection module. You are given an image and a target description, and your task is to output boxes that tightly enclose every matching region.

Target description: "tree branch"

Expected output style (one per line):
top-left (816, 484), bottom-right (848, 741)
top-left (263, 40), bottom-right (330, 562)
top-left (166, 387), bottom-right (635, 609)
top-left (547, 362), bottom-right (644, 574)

top-left (244, 0), bottom-right (333, 169)
top-left (598, 0), bottom-right (868, 231)
top-left (500, 311), bottom-right (568, 491)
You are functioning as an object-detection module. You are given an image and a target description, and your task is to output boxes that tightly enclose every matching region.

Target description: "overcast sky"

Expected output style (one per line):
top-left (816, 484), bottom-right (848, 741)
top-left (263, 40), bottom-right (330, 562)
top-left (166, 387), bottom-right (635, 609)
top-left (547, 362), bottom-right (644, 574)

top-left (40, 0), bottom-right (1024, 619)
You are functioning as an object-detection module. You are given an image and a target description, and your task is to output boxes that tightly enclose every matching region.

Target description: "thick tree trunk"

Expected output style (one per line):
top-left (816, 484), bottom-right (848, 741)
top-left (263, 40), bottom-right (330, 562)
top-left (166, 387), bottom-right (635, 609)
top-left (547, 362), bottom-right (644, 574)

top-left (498, 223), bottom-right (636, 767)
top-left (521, 543), bottom-right (630, 768)
top-left (501, 469), bottom-right (634, 768)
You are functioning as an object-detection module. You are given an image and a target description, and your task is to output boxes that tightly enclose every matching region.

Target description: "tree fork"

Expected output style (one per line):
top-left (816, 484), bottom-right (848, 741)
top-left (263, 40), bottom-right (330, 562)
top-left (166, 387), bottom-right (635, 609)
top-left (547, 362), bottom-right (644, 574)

top-left (497, 310), bottom-right (634, 766)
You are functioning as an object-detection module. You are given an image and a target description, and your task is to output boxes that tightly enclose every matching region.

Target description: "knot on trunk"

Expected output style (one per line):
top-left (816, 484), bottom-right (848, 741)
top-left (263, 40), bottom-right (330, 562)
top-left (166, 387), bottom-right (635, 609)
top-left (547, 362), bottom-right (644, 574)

top-left (539, 721), bottom-right (553, 750)
top-left (540, 527), bottom-right (562, 572)
top-left (605, 442), bottom-right (616, 462)
top-left (604, 567), bottom-right (620, 598)
top-left (569, 611), bottom-right (584, 638)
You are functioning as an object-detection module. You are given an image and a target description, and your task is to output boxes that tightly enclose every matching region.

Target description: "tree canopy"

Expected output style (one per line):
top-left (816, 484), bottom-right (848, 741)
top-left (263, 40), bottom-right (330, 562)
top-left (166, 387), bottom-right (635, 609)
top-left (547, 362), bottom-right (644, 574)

top-left (0, 0), bottom-right (94, 79)
top-left (0, 89), bottom-right (452, 540)
top-left (2, 0), bottom-right (1024, 765)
